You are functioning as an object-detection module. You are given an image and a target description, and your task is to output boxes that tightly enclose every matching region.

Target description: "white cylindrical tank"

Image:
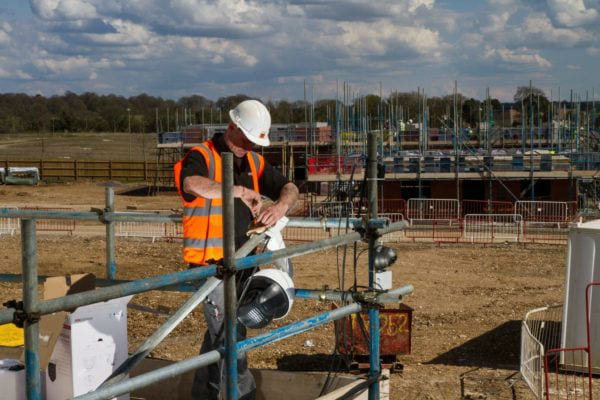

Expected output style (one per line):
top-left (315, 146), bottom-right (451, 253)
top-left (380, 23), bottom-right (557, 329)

top-left (561, 220), bottom-right (600, 372)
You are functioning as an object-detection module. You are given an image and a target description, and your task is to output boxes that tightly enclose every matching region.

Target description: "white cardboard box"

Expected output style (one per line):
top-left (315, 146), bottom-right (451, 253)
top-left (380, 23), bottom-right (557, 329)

top-left (45, 295), bottom-right (132, 400)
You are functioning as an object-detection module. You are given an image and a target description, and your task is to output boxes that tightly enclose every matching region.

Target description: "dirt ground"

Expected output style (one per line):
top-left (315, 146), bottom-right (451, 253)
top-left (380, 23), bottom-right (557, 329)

top-left (0, 181), bottom-right (569, 399)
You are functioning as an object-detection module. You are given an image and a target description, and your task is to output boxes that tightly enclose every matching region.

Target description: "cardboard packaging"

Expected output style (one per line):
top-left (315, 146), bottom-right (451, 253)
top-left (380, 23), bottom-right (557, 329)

top-left (45, 295), bottom-right (132, 400)
top-left (1, 274), bottom-right (131, 400)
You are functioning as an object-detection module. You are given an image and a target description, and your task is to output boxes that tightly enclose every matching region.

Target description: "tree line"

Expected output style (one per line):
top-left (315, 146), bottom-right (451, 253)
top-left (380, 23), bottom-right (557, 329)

top-left (0, 88), bottom-right (595, 134)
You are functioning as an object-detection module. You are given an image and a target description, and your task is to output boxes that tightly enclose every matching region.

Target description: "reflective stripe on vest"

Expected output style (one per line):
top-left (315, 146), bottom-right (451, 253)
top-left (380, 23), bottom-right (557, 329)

top-left (174, 140), bottom-right (263, 265)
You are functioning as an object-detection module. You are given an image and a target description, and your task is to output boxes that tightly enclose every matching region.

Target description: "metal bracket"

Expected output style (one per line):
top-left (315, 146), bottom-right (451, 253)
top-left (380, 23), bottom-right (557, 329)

top-left (351, 290), bottom-right (384, 309)
top-left (363, 223), bottom-right (381, 241)
top-left (317, 285), bottom-right (330, 301)
top-left (2, 299), bottom-right (40, 328)
top-left (215, 262), bottom-right (236, 280)
top-left (90, 207), bottom-right (107, 224)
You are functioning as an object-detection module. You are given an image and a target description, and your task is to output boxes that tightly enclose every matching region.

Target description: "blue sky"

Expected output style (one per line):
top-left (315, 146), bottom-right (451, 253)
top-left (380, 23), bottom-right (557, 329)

top-left (0, 0), bottom-right (598, 102)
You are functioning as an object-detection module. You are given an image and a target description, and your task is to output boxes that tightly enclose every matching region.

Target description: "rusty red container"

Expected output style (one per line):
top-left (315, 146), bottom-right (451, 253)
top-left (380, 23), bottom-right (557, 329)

top-left (334, 304), bottom-right (412, 356)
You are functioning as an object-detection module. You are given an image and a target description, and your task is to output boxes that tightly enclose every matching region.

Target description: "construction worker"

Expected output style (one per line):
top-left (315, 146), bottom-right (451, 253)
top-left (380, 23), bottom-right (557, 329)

top-left (174, 99), bottom-right (299, 400)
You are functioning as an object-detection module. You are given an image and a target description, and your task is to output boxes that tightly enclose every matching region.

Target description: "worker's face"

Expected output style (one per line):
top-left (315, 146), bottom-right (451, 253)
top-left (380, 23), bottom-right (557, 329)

top-left (225, 123), bottom-right (254, 157)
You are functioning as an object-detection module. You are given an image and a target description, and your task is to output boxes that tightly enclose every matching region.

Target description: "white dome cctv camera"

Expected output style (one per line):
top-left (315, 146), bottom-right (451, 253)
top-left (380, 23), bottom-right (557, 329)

top-left (238, 269), bottom-right (295, 329)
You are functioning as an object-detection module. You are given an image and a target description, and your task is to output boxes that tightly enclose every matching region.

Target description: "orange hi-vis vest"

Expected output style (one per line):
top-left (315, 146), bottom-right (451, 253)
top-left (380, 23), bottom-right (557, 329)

top-left (173, 139), bottom-right (265, 265)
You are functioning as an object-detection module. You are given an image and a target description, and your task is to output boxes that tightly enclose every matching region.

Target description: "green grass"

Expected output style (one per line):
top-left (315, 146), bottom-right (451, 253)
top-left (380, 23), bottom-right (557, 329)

top-left (0, 132), bottom-right (159, 161)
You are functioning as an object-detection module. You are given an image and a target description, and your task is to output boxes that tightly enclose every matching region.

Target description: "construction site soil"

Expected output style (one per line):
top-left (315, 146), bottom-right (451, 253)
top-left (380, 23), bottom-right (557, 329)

top-left (0, 181), bottom-right (568, 399)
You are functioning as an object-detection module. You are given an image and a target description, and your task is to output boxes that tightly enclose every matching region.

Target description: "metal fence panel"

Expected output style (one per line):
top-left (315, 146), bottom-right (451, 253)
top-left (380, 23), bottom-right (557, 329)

top-left (515, 201), bottom-right (570, 222)
top-left (407, 198), bottom-right (460, 221)
top-left (308, 201), bottom-right (353, 218)
top-left (116, 221), bottom-right (166, 242)
top-left (523, 221), bottom-right (570, 244)
top-left (163, 222), bottom-right (183, 240)
top-left (404, 219), bottom-right (462, 242)
top-left (0, 206), bottom-right (19, 235)
top-left (282, 226), bottom-right (333, 242)
top-left (520, 305), bottom-right (563, 399)
top-left (22, 207), bottom-right (76, 234)
top-left (462, 214), bottom-right (522, 244)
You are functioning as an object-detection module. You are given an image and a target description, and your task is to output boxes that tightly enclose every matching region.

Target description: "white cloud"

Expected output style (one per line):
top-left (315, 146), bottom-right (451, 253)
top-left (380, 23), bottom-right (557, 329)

top-left (547, 0), bottom-right (599, 27)
top-left (0, 30), bottom-right (10, 46)
top-left (81, 18), bottom-right (152, 45)
top-left (33, 55), bottom-right (91, 73)
top-left (333, 20), bottom-right (443, 57)
top-left (407, 0), bottom-right (434, 13)
top-left (180, 36), bottom-right (258, 66)
top-left (523, 14), bottom-right (591, 46)
top-left (16, 70), bottom-right (33, 80)
top-left (461, 33), bottom-right (484, 49)
top-left (95, 58), bottom-right (125, 68)
top-left (31, 0), bottom-right (98, 21)
top-left (481, 11), bottom-right (511, 34)
top-left (1, 22), bottom-right (12, 33)
top-left (0, 0), bottom-right (592, 99)
top-left (0, 22), bottom-right (12, 46)
top-left (483, 46), bottom-right (551, 69)
top-left (566, 64), bottom-right (581, 70)
top-left (486, 0), bottom-right (517, 5)
top-left (587, 47), bottom-right (600, 57)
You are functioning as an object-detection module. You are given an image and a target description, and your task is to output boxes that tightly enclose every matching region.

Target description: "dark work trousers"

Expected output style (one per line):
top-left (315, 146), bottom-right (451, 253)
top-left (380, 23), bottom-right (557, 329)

top-left (191, 268), bottom-right (256, 400)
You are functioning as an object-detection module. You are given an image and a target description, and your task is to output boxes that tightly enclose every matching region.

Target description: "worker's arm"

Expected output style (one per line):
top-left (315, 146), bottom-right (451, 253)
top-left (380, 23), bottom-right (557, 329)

top-left (256, 182), bottom-right (299, 227)
top-left (183, 175), bottom-right (262, 216)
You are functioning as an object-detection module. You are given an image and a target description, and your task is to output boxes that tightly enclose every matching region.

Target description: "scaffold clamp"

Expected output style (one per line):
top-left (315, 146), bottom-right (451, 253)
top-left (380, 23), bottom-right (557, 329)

top-left (352, 290), bottom-right (384, 309)
top-left (90, 207), bottom-right (107, 223)
top-left (215, 261), bottom-right (236, 279)
top-left (2, 299), bottom-right (40, 328)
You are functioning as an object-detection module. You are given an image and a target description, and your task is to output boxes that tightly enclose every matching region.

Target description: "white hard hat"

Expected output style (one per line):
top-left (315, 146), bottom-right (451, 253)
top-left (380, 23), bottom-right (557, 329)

top-left (229, 100), bottom-right (271, 147)
top-left (237, 268), bottom-right (294, 329)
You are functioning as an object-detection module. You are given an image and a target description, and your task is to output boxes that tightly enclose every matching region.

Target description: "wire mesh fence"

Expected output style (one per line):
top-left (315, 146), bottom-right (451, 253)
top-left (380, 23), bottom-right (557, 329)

top-left (21, 207), bottom-right (76, 235)
top-left (404, 219), bottom-right (462, 243)
top-left (281, 226), bottom-right (333, 242)
top-left (308, 201), bottom-right (353, 218)
top-left (520, 305), bottom-right (563, 399)
top-left (0, 206), bottom-right (19, 235)
top-left (407, 198), bottom-right (461, 221)
top-left (516, 201), bottom-right (571, 223)
top-left (462, 214), bottom-right (523, 244)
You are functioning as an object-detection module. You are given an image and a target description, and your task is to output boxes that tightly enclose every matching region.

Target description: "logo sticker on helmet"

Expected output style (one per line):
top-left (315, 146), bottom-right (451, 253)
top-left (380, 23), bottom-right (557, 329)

top-left (259, 132), bottom-right (266, 139)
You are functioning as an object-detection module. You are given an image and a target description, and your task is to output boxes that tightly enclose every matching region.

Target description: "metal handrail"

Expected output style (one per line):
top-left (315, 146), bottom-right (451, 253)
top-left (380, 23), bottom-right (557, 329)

top-left (0, 132), bottom-right (411, 400)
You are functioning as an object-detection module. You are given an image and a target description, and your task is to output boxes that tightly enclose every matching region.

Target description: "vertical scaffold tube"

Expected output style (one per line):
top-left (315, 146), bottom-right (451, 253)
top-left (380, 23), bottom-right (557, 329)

top-left (367, 131), bottom-right (380, 400)
top-left (105, 187), bottom-right (117, 280)
top-left (22, 219), bottom-right (42, 400)
top-left (222, 152), bottom-right (238, 400)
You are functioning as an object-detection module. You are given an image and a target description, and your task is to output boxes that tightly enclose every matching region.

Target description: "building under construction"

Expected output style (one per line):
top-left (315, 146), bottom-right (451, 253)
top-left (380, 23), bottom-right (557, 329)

top-left (154, 88), bottom-right (600, 222)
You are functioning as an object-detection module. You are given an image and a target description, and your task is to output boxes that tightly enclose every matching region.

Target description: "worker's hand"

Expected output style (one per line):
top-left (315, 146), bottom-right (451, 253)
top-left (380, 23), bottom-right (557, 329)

top-left (237, 186), bottom-right (262, 217)
top-left (256, 202), bottom-right (288, 227)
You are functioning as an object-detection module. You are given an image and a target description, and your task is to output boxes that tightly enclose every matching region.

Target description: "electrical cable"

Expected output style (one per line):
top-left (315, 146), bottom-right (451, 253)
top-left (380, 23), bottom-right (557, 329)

top-left (320, 165), bottom-right (357, 396)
